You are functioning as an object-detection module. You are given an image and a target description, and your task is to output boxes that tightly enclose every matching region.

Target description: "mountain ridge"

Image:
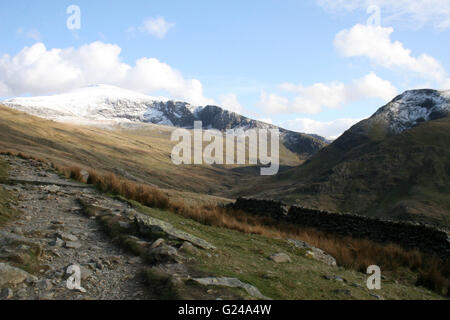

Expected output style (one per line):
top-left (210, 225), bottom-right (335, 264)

top-left (3, 84), bottom-right (328, 157)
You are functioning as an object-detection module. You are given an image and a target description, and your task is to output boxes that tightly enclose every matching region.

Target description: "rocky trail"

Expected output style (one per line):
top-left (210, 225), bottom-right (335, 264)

top-left (0, 155), bottom-right (271, 301)
top-left (0, 155), bottom-right (157, 300)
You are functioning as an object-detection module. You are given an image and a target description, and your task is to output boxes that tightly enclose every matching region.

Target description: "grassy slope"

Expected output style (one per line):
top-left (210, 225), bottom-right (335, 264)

top-left (132, 201), bottom-right (443, 300)
top-left (0, 105), bottom-right (301, 203)
top-left (246, 116), bottom-right (450, 226)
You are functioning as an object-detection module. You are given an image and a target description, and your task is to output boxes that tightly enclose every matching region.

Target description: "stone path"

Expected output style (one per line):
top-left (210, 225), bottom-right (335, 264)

top-left (0, 155), bottom-right (154, 300)
top-left (0, 155), bottom-right (274, 301)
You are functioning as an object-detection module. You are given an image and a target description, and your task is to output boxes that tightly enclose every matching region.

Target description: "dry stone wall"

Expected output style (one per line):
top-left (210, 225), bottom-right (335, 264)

top-left (229, 197), bottom-right (450, 258)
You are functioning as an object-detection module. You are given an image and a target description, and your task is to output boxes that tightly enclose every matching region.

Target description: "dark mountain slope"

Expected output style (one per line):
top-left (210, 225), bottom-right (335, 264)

top-left (247, 90), bottom-right (450, 227)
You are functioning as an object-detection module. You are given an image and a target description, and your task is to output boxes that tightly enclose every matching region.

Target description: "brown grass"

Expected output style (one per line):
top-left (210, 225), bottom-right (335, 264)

top-left (1, 150), bottom-right (448, 296)
top-left (84, 170), bottom-right (170, 209)
top-left (416, 261), bottom-right (450, 296)
top-left (167, 202), bottom-right (449, 296)
top-left (68, 166), bottom-right (84, 183)
top-left (32, 162), bottom-right (169, 209)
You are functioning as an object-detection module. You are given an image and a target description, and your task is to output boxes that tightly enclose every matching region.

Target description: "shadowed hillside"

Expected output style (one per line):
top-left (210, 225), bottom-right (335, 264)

top-left (247, 113), bottom-right (450, 227)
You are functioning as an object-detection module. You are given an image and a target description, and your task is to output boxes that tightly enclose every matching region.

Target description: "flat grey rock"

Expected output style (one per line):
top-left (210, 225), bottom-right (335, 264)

top-left (193, 277), bottom-right (270, 300)
top-left (56, 232), bottom-right (79, 242)
top-left (288, 239), bottom-right (337, 266)
top-left (134, 214), bottom-right (216, 250)
top-left (269, 253), bottom-right (292, 263)
top-left (324, 275), bottom-right (344, 282)
top-left (65, 241), bottom-right (82, 249)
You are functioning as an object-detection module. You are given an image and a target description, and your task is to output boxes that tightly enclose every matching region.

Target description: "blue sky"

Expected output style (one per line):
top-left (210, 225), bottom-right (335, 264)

top-left (1, 0), bottom-right (450, 138)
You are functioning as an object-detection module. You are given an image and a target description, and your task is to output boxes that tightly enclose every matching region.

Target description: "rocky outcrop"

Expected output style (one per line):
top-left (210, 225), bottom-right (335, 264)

top-left (147, 243), bottom-right (183, 264)
top-left (196, 106), bottom-right (328, 156)
top-left (192, 277), bottom-right (270, 300)
top-left (229, 198), bottom-right (450, 258)
top-left (196, 106), bottom-right (260, 131)
top-left (0, 230), bottom-right (44, 248)
top-left (148, 101), bottom-right (196, 127)
top-left (133, 214), bottom-right (216, 250)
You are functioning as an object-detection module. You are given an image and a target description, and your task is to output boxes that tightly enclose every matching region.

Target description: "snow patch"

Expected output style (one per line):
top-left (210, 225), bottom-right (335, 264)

top-left (374, 89), bottom-right (450, 134)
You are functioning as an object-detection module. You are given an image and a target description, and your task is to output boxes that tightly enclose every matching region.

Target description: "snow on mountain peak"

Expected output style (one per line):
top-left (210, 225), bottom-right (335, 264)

top-left (373, 89), bottom-right (450, 134)
top-left (2, 85), bottom-right (173, 124)
top-left (67, 84), bottom-right (167, 101)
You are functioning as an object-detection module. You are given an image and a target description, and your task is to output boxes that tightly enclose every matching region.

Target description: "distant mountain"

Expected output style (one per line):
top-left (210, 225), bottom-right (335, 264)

top-left (249, 89), bottom-right (450, 227)
top-left (3, 85), bottom-right (328, 158)
top-left (193, 105), bottom-right (327, 156)
top-left (331, 89), bottom-right (450, 153)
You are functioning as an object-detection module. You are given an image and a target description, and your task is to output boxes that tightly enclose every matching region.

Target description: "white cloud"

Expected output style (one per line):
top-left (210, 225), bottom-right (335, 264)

top-left (282, 118), bottom-right (362, 140)
top-left (259, 72), bottom-right (397, 115)
top-left (347, 72), bottom-right (398, 101)
top-left (258, 91), bottom-right (290, 114)
top-left (218, 93), bottom-right (243, 113)
top-left (0, 42), bottom-right (213, 105)
top-left (317, 0), bottom-right (450, 29)
top-left (279, 81), bottom-right (347, 111)
top-left (335, 24), bottom-right (448, 83)
top-left (138, 17), bottom-right (175, 39)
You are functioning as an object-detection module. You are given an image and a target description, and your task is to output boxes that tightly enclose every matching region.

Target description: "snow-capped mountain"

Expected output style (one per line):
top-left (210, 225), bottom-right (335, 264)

top-left (370, 89), bottom-right (450, 134)
top-left (3, 85), bottom-right (173, 124)
top-left (328, 89), bottom-right (450, 154)
top-left (1, 84), bottom-right (329, 157)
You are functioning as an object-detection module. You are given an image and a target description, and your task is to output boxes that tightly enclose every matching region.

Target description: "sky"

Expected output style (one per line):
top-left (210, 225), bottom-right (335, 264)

top-left (1, 0), bottom-right (450, 139)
